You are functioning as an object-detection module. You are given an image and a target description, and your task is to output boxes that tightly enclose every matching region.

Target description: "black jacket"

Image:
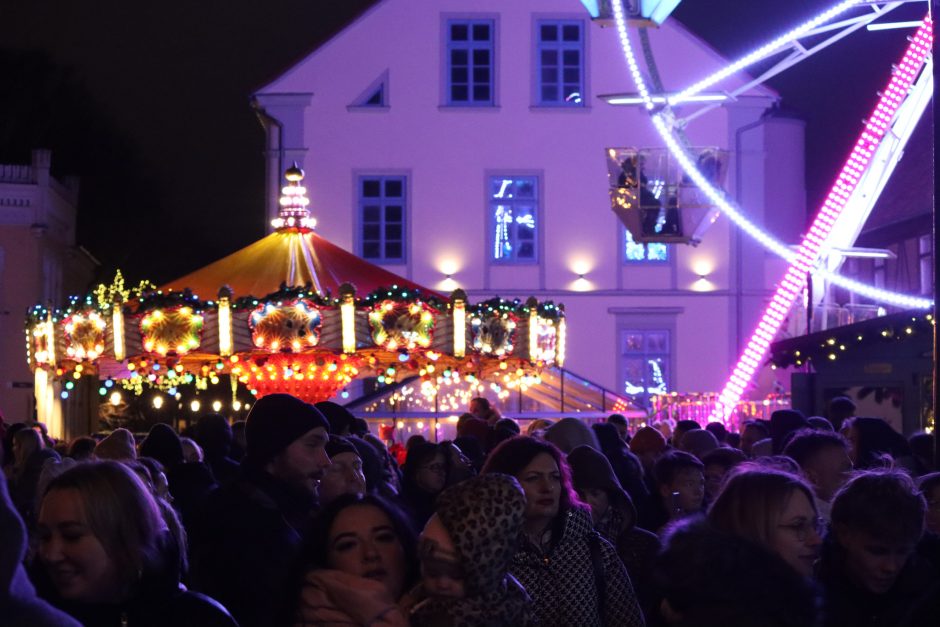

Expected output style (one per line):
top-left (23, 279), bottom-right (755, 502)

top-left (188, 465), bottom-right (316, 627)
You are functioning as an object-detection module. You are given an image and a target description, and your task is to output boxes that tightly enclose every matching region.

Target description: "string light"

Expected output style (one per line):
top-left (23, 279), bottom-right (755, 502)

top-left (611, 2), bottom-right (933, 424)
top-left (612, 0), bottom-right (933, 310)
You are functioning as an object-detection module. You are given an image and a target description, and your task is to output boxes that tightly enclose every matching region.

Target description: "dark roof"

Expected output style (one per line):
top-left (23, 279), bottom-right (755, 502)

top-left (858, 108), bottom-right (934, 239)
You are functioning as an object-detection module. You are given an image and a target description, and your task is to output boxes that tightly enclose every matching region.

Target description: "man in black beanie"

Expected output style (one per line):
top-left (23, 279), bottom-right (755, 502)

top-left (189, 394), bottom-right (331, 627)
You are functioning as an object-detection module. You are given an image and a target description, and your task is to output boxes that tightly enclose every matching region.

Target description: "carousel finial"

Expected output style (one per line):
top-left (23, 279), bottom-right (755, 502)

top-left (271, 163), bottom-right (316, 231)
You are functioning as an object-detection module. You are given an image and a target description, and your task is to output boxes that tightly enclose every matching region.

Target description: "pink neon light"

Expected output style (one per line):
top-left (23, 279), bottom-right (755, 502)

top-left (710, 16), bottom-right (934, 426)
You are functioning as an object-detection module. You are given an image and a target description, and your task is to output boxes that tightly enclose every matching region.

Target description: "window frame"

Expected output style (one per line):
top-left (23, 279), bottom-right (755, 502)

top-left (621, 225), bottom-right (670, 264)
top-left (355, 174), bottom-right (409, 264)
top-left (486, 173), bottom-right (542, 266)
top-left (534, 18), bottom-right (586, 108)
top-left (610, 307), bottom-right (682, 409)
top-left (443, 17), bottom-right (497, 107)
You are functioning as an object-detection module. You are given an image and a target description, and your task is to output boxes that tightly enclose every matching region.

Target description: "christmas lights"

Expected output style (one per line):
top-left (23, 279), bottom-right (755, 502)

top-left (369, 300), bottom-right (436, 351)
top-left (141, 306), bottom-right (204, 356)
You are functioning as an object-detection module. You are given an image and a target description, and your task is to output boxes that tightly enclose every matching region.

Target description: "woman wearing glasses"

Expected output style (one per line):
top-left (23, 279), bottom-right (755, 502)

top-left (708, 465), bottom-right (824, 578)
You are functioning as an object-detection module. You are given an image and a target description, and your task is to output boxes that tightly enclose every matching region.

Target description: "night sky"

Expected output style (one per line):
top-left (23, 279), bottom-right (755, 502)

top-left (0, 0), bottom-right (928, 288)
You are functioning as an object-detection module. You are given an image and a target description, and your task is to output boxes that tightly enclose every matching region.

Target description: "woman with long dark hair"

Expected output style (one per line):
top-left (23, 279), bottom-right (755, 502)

top-left (482, 436), bottom-right (644, 626)
top-left (291, 493), bottom-right (418, 626)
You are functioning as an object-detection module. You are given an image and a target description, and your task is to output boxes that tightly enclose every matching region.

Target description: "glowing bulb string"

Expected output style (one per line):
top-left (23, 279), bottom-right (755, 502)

top-left (612, 0), bottom-right (933, 310)
top-left (702, 16), bottom-right (932, 423)
top-left (672, 0), bottom-right (884, 104)
top-left (611, 0), bottom-right (933, 424)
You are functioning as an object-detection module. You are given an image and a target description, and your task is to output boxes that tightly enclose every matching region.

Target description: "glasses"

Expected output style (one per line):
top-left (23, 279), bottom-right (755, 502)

top-left (778, 517), bottom-right (825, 542)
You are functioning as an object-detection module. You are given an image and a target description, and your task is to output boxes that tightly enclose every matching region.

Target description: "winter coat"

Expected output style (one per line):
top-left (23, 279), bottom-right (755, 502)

top-left (510, 507), bottom-right (645, 627)
top-left (819, 535), bottom-right (939, 627)
top-left (189, 464), bottom-right (317, 627)
top-left (412, 474), bottom-right (534, 627)
top-left (32, 529), bottom-right (236, 627)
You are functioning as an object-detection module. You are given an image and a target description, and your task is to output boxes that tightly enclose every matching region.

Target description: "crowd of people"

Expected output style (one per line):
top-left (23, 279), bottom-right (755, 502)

top-left (1, 394), bottom-right (938, 626)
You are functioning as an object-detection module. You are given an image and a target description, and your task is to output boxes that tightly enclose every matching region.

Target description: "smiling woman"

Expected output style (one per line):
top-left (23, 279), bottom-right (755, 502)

top-left (34, 461), bottom-right (237, 626)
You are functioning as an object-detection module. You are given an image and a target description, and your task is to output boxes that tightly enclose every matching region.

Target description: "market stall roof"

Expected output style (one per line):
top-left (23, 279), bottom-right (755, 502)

top-left (345, 366), bottom-right (644, 420)
top-left (159, 229), bottom-right (433, 299)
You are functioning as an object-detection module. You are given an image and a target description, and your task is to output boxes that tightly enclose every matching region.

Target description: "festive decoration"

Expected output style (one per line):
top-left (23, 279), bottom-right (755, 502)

top-left (471, 311), bottom-right (517, 356)
top-left (218, 286), bottom-right (233, 356)
top-left (140, 307), bottom-right (204, 356)
top-left (770, 311), bottom-right (934, 368)
top-left (271, 163), bottom-right (317, 230)
top-left (249, 299), bottom-right (322, 352)
top-left (369, 300), bottom-right (436, 351)
top-left (452, 290), bottom-right (467, 358)
top-left (26, 168), bottom-right (566, 412)
top-left (64, 311), bottom-right (107, 361)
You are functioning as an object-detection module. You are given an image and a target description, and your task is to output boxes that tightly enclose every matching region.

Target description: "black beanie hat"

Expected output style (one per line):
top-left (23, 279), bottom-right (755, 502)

top-left (325, 434), bottom-right (358, 459)
top-left (315, 401), bottom-right (356, 435)
top-left (244, 394), bottom-right (329, 467)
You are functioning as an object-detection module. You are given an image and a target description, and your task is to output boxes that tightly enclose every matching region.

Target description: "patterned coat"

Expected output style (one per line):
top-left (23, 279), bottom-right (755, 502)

top-left (510, 507), bottom-right (645, 627)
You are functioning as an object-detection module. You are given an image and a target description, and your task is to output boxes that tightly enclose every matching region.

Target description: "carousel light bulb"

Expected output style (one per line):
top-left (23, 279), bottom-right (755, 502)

top-left (233, 400), bottom-right (242, 411)
top-left (109, 391), bottom-right (122, 406)
top-left (190, 400), bottom-right (201, 412)
top-left (153, 395), bottom-right (164, 409)
top-left (212, 400), bottom-right (222, 412)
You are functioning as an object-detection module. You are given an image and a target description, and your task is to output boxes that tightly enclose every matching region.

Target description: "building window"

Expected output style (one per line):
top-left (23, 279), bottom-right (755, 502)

top-left (536, 20), bottom-right (584, 106)
top-left (359, 176), bottom-right (406, 262)
top-left (624, 228), bottom-right (668, 262)
top-left (490, 176), bottom-right (538, 263)
top-left (620, 329), bottom-right (670, 404)
top-left (350, 70), bottom-right (389, 108)
top-left (446, 19), bottom-right (494, 105)
top-left (919, 234), bottom-right (933, 295)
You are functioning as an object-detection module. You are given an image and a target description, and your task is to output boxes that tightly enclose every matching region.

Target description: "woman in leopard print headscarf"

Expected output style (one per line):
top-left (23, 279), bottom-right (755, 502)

top-left (410, 473), bottom-right (534, 627)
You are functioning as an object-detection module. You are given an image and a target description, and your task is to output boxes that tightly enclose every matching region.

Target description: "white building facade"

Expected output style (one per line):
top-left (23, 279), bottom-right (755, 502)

top-left (253, 0), bottom-right (806, 405)
top-left (0, 150), bottom-right (97, 432)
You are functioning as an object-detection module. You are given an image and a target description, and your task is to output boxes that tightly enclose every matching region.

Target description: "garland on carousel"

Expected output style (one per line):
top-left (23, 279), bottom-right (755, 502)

top-left (26, 273), bottom-right (566, 404)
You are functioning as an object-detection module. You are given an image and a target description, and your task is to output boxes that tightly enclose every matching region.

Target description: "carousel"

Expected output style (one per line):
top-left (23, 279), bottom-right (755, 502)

top-left (26, 165), bottom-right (568, 438)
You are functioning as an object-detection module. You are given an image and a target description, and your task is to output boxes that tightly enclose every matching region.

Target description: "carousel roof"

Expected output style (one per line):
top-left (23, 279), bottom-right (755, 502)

top-left (160, 229), bottom-right (432, 300)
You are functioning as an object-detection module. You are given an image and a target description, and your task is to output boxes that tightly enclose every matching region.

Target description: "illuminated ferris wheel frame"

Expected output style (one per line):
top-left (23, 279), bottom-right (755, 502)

top-left (609, 0), bottom-right (934, 423)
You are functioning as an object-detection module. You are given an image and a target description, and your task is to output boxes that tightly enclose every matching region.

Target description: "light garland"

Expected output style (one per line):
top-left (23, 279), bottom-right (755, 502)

top-left (249, 300), bottom-right (322, 352)
top-left (612, 0), bottom-right (933, 310)
top-left (611, 2), bottom-right (933, 424)
top-left (672, 0), bottom-right (865, 104)
top-left (704, 16), bottom-right (933, 423)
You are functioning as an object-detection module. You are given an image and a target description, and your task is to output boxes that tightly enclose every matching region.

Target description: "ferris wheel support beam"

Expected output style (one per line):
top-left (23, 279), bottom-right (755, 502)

top-left (819, 54), bottom-right (933, 285)
top-left (675, 2), bottom-right (907, 128)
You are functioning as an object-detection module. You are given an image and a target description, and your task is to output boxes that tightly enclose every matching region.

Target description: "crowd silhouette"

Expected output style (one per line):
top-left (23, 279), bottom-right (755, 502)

top-left (1, 394), bottom-right (938, 626)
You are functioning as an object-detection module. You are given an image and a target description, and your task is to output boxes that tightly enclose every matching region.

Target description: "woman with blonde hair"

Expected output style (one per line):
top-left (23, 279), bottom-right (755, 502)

top-left (707, 465), bottom-right (822, 578)
top-left (34, 461), bottom-right (236, 626)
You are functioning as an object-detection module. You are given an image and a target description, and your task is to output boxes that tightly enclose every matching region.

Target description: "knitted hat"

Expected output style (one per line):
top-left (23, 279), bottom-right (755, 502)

top-left (325, 434), bottom-right (358, 459)
top-left (314, 401), bottom-right (356, 435)
top-left (139, 423), bottom-right (183, 468)
top-left (244, 394), bottom-right (329, 467)
top-left (95, 428), bottom-right (137, 461)
top-left (630, 426), bottom-right (667, 456)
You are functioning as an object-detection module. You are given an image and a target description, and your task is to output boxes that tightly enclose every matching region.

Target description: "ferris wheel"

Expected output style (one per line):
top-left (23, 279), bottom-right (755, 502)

top-left (599, 0), bottom-right (934, 423)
